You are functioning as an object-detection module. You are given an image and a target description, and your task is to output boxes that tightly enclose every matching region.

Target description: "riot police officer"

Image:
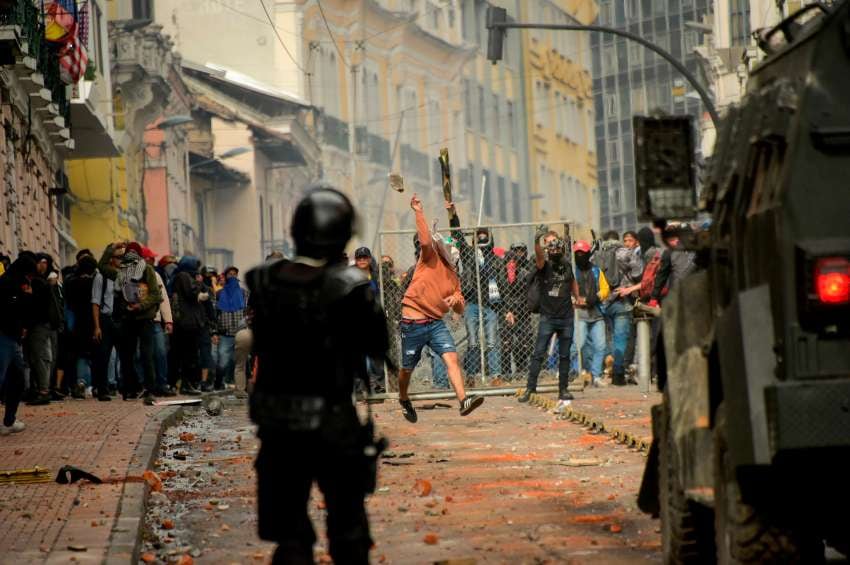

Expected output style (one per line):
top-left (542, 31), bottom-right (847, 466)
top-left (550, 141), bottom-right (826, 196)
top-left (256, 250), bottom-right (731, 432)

top-left (247, 185), bottom-right (389, 565)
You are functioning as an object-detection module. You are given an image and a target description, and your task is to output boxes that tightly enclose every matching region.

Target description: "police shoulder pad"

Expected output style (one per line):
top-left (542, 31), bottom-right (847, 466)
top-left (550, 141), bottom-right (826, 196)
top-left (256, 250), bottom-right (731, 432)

top-left (323, 264), bottom-right (369, 300)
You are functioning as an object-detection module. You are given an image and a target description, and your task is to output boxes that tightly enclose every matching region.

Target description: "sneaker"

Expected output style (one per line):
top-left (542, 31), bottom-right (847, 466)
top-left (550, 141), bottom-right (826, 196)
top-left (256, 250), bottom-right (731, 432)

top-left (49, 389), bottom-right (66, 401)
top-left (153, 387), bottom-right (177, 397)
top-left (71, 381), bottom-right (86, 399)
top-left (97, 393), bottom-right (112, 402)
top-left (612, 374), bottom-right (627, 386)
top-left (143, 393), bottom-right (156, 406)
top-left (399, 399), bottom-right (418, 423)
top-left (518, 390), bottom-right (533, 403)
top-left (26, 393), bottom-right (50, 406)
top-left (459, 395), bottom-right (484, 416)
top-left (554, 399), bottom-right (572, 413)
top-left (0, 420), bottom-right (25, 435)
top-left (200, 381), bottom-right (213, 393)
top-left (592, 378), bottom-right (608, 388)
top-left (182, 384), bottom-right (202, 396)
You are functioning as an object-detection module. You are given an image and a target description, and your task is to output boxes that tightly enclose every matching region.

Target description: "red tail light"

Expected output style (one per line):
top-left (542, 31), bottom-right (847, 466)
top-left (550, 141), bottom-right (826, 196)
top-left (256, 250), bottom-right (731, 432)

top-left (814, 257), bottom-right (850, 305)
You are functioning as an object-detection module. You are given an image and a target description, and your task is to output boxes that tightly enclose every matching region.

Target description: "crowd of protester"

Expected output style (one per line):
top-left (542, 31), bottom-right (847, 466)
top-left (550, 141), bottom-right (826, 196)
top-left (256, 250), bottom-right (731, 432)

top-left (365, 218), bottom-right (697, 395)
top-left (0, 243), bottom-right (251, 436)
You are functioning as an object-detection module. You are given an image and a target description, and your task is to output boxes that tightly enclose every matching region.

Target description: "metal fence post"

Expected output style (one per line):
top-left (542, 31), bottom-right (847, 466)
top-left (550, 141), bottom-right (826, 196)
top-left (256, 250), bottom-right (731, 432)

top-left (636, 316), bottom-right (652, 393)
top-left (473, 234), bottom-right (487, 386)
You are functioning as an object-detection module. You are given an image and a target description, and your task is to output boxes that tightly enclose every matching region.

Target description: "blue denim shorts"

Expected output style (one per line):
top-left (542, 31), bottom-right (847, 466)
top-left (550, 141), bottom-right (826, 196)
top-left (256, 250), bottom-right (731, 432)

top-left (400, 319), bottom-right (456, 370)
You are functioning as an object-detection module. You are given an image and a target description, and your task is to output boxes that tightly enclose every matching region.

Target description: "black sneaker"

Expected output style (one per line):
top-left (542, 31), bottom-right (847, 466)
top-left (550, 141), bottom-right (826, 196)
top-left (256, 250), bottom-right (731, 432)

top-left (50, 389), bottom-right (67, 401)
top-left (27, 393), bottom-right (51, 406)
top-left (182, 384), bottom-right (202, 396)
top-left (559, 391), bottom-right (575, 401)
top-left (143, 393), bottom-right (156, 406)
top-left (200, 381), bottom-right (213, 393)
top-left (97, 393), bottom-right (112, 402)
top-left (399, 399), bottom-right (418, 423)
top-left (459, 395), bottom-right (484, 416)
top-left (518, 390), bottom-right (533, 403)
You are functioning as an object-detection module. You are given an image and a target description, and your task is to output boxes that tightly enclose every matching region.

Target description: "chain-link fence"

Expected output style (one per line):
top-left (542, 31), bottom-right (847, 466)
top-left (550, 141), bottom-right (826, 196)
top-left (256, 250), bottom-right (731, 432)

top-left (378, 220), bottom-right (588, 396)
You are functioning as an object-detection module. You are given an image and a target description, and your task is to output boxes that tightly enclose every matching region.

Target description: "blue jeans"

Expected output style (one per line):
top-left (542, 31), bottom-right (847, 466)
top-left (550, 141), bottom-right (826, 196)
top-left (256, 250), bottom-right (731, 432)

top-left (400, 319), bottom-right (456, 370)
top-left (571, 317), bottom-right (606, 380)
top-left (0, 333), bottom-right (26, 427)
top-left (526, 315), bottom-right (574, 400)
top-left (602, 300), bottom-right (633, 378)
top-left (463, 303), bottom-right (501, 377)
top-left (216, 335), bottom-right (236, 386)
top-left (152, 323), bottom-right (169, 389)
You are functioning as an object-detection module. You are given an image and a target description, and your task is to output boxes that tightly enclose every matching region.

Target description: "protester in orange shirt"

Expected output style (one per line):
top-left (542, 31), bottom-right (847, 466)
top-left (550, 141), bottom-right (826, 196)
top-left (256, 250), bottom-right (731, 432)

top-left (397, 194), bottom-right (484, 422)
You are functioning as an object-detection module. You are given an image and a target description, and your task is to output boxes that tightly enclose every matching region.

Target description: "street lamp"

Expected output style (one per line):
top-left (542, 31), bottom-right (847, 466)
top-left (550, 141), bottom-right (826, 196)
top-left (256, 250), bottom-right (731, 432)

top-left (156, 115), bottom-right (194, 129)
top-left (190, 146), bottom-right (252, 170)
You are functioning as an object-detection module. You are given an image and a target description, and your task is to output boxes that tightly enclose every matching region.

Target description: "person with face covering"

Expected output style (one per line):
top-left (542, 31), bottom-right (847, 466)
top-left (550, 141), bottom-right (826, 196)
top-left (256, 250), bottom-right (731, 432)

top-left (396, 194), bottom-right (484, 423)
top-left (170, 257), bottom-right (208, 395)
top-left (446, 206), bottom-right (510, 383)
top-left (215, 266), bottom-right (248, 391)
top-left (23, 253), bottom-right (63, 405)
top-left (571, 241), bottom-right (609, 387)
top-left (519, 229), bottom-right (580, 409)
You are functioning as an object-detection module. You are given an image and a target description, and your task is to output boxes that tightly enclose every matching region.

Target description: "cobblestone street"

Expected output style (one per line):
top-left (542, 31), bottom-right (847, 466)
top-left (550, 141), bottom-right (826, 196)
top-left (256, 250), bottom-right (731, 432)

top-left (142, 388), bottom-right (661, 564)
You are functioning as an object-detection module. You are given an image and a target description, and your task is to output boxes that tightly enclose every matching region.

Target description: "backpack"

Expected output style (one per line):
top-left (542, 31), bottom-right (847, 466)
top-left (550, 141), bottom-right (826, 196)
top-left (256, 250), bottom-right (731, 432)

top-left (594, 243), bottom-right (622, 289)
top-left (639, 250), bottom-right (668, 300)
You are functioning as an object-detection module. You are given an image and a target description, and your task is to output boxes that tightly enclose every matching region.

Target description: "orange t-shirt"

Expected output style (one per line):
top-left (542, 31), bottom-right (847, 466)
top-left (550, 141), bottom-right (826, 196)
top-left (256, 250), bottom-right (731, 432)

top-left (401, 210), bottom-right (464, 320)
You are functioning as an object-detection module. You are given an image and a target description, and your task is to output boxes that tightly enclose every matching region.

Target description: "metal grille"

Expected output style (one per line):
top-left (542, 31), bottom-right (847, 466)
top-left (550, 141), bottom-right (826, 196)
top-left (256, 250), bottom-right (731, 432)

top-left (378, 220), bottom-right (584, 395)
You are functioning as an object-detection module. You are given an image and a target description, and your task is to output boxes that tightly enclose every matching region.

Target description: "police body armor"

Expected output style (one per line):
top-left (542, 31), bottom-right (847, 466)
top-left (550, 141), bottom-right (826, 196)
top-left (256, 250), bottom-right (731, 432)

top-left (246, 259), bottom-right (388, 493)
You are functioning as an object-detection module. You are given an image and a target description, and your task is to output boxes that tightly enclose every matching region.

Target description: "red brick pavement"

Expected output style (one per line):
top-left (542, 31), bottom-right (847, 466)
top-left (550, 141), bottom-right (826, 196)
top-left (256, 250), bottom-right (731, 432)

top-left (0, 399), bottom-right (170, 564)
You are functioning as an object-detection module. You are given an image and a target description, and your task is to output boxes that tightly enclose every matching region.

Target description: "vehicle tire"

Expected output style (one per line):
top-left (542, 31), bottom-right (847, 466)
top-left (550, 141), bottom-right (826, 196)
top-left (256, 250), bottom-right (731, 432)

top-left (713, 404), bottom-right (821, 564)
top-left (658, 393), bottom-right (715, 564)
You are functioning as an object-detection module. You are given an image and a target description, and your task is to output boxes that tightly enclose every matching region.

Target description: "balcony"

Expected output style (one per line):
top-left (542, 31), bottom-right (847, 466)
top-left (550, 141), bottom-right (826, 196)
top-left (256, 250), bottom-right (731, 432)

top-left (322, 114), bottom-right (349, 152)
top-left (0, 0), bottom-right (73, 148)
top-left (355, 126), bottom-right (391, 166)
top-left (401, 144), bottom-right (430, 181)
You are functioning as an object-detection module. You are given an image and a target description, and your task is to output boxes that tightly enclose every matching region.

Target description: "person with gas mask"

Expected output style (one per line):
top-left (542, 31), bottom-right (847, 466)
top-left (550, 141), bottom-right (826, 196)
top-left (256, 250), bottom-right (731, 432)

top-left (502, 243), bottom-right (534, 379)
top-left (570, 240), bottom-right (609, 387)
top-left (247, 185), bottom-right (390, 565)
top-left (446, 202), bottom-right (511, 384)
top-left (396, 195), bottom-right (485, 423)
top-left (519, 228), bottom-right (579, 410)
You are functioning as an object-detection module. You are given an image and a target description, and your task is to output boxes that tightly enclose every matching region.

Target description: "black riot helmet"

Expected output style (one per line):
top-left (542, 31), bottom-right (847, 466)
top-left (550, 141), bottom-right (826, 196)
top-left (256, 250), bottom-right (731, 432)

top-left (291, 184), bottom-right (356, 261)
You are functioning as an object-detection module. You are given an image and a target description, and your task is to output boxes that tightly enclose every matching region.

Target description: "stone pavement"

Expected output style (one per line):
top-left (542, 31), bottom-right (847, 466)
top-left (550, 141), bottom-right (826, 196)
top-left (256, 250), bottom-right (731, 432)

top-left (0, 398), bottom-right (176, 564)
top-left (141, 388), bottom-right (662, 564)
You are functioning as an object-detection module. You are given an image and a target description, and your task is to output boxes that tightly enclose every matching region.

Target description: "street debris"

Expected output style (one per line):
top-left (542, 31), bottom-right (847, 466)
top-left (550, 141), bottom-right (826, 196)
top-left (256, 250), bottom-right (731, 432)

top-left (423, 533), bottom-right (439, 545)
top-left (413, 479), bottom-right (433, 496)
top-left (55, 465), bottom-right (102, 485)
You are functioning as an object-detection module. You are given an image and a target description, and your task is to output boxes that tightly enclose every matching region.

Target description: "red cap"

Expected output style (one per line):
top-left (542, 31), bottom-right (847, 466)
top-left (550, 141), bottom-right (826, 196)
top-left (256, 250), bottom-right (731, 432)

top-left (126, 242), bottom-right (143, 256)
top-left (573, 240), bottom-right (591, 253)
top-left (140, 246), bottom-right (157, 261)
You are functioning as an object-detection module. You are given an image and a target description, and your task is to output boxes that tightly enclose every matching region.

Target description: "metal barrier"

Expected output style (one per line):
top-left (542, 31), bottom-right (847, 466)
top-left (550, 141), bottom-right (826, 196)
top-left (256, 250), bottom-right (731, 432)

top-left (378, 220), bottom-right (592, 396)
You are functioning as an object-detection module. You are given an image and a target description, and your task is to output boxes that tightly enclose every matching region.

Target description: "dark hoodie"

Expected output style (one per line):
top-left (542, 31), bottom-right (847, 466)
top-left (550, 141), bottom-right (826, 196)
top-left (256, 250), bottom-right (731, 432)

top-left (172, 257), bottom-right (207, 331)
top-left (0, 257), bottom-right (36, 341)
top-left (450, 222), bottom-right (509, 310)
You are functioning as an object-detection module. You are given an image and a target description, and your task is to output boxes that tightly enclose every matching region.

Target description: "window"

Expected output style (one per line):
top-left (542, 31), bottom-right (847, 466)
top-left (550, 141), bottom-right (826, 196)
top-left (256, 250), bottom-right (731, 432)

top-left (478, 85), bottom-right (486, 132)
top-left (90, 2), bottom-right (105, 73)
top-left (506, 100), bottom-right (515, 147)
top-left (463, 80), bottom-right (472, 128)
top-left (428, 98), bottom-right (441, 152)
top-left (602, 45), bottom-right (617, 75)
top-left (600, 1), bottom-right (614, 23)
top-left (554, 92), bottom-right (563, 136)
top-left (631, 86), bottom-right (645, 114)
top-left (402, 87), bottom-right (418, 145)
top-left (628, 0), bottom-right (641, 18)
top-left (462, 0), bottom-right (475, 41)
top-left (729, 0), bottom-right (751, 46)
top-left (604, 93), bottom-right (618, 119)
top-left (684, 31), bottom-right (698, 53)
top-left (628, 41), bottom-right (642, 66)
top-left (430, 3), bottom-right (442, 30)
top-left (608, 139), bottom-right (620, 163)
top-left (132, 0), bottom-right (153, 20)
top-left (492, 93), bottom-right (501, 143)
top-left (512, 181), bottom-right (520, 221)
top-left (483, 169), bottom-right (492, 217)
top-left (497, 176), bottom-right (507, 222)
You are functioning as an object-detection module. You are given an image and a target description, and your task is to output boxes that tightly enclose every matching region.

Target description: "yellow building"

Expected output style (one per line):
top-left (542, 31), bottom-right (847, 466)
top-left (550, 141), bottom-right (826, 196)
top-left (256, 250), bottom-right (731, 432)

top-left (69, 0), bottom-right (179, 252)
top-left (519, 0), bottom-right (599, 232)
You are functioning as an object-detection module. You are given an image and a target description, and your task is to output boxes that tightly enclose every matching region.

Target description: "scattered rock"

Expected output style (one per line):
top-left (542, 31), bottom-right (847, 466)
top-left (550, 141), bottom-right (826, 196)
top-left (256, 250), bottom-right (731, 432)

top-left (161, 519), bottom-right (175, 530)
top-left (423, 533), bottom-right (439, 545)
top-left (179, 432), bottom-right (196, 442)
top-left (413, 479), bottom-right (432, 497)
top-left (140, 553), bottom-right (156, 563)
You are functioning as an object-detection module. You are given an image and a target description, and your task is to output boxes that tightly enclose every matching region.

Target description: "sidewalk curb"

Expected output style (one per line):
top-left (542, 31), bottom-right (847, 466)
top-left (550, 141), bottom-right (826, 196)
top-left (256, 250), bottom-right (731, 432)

top-left (105, 406), bottom-right (183, 565)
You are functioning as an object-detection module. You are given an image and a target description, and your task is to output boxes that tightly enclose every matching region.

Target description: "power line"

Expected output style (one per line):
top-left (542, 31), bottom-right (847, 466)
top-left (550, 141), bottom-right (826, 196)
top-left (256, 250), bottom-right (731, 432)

top-left (316, 0), bottom-right (350, 69)
top-left (258, 0), bottom-right (309, 75)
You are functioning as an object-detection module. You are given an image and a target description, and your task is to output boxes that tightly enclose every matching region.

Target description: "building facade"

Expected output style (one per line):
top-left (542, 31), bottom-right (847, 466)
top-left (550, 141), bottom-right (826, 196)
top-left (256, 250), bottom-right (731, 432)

top-left (1, 0), bottom-right (76, 260)
top-left (592, 0), bottom-right (711, 232)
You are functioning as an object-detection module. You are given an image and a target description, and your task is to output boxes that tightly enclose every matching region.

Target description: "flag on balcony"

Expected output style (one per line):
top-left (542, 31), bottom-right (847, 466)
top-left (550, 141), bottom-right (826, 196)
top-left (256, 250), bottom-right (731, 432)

top-left (77, 2), bottom-right (90, 46)
top-left (45, 1), bottom-right (76, 43)
top-left (58, 35), bottom-right (88, 84)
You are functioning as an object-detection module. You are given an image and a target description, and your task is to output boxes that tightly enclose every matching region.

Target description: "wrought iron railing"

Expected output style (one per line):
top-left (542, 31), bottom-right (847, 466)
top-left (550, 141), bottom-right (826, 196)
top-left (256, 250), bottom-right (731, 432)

top-left (0, 0), bottom-right (71, 127)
